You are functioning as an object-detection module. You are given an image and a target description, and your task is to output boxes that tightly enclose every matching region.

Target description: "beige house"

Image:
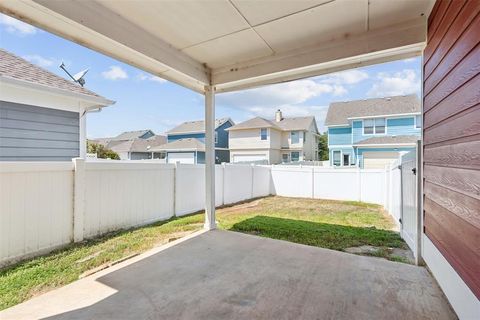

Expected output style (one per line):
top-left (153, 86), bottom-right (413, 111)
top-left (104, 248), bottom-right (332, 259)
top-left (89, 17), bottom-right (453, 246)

top-left (227, 110), bottom-right (319, 164)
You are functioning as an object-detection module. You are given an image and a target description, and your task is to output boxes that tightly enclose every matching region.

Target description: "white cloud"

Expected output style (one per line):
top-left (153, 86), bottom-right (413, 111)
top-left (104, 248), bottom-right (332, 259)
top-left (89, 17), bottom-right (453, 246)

top-left (367, 69), bottom-right (420, 98)
top-left (136, 73), bottom-right (167, 84)
top-left (0, 14), bottom-right (37, 36)
top-left (403, 57), bottom-right (417, 63)
top-left (218, 79), bottom-right (345, 109)
top-left (149, 76), bottom-right (167, 83)
top-left (317, 69), bottom-right (369, 85)
top-left (102, 66), bottom-right (128, 80)
top-left (22, 55), bottom-right (54, 68)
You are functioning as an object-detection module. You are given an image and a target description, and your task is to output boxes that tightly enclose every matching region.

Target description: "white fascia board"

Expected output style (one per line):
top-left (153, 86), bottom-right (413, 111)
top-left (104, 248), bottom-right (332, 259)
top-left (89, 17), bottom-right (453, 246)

top-left (354, 143), bottom-right (417, 148)
top-left (327, 144), bottom-right (353, 148)
top-left (213, 17), bottom-right (426, 92)
top-left (326, 124), bottom-right (350, 128)
top-left (0, 76), bottom-right (115, 109)
top-left (0, 0), bottom-right (209, 93)
top-left (348, 112), bottom-right (421, 120)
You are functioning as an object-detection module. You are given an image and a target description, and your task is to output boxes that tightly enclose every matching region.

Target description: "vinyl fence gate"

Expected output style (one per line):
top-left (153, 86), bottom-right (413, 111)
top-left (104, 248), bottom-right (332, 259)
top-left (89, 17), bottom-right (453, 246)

top-left (400, 140), bottom-right (422, 265)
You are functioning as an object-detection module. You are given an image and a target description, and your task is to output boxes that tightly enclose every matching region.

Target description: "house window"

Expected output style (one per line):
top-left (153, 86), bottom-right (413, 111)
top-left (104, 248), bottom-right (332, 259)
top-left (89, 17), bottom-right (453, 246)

top-left (375, 118), bottom-right (385, 134)
top-left (333, 151), bottom-right (341, 166)
top-left (153, 152), bottom-right (166, 159)
top-left (282, 153), bottom-right (290, 163)
top-left (343, 154), bottom-right (350, 166)
top-left (291, 131), bottom-right (300, 144)
top-left (415, 115), bottom-right (422, 129)
top-left (260, 128), bottom-right (267, 140)
top-left (364, 119), bottom-right (374, 134)
top-left (291, 151), bottom-right (300, 162)
top-left (215, 131), bottom-right (218, 144)
top-left (364, 118), bottom-right (385, 134)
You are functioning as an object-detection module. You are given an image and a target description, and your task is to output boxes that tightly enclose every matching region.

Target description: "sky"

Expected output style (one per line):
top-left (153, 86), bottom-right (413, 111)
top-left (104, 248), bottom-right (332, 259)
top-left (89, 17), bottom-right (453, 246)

top-left (0, 13), bottom-right (422, 138)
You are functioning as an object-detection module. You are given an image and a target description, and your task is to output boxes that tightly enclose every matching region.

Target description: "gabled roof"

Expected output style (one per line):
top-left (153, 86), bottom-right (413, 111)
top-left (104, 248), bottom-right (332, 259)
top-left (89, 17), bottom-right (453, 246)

top-left (226, 117), bottom-right (280, 131)
top-left (0, 49), bottom-right (114, 105)
top-left (325, 95), bottom-right (420, 127)
top-left (112, 130), bottom-right (154, 141)
top-left (354, 135), bottom-right (419, 146)
top-left (90, 134), bottom-right (166, 153)
top-left (151, 138), bottom-right (205, 152)
top-left (275, 116), bottom-right (317, 132)
top-left (227, 116), bottom-right (316, 132)
top-left (167, 118), bottom-right (233, 135)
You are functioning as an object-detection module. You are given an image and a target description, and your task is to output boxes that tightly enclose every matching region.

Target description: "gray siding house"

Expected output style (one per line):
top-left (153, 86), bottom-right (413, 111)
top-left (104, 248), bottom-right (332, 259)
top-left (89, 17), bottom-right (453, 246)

top-left (0, 49), bottom-right (114, 161)
top-left (90, 130), bottom-right (167, 160)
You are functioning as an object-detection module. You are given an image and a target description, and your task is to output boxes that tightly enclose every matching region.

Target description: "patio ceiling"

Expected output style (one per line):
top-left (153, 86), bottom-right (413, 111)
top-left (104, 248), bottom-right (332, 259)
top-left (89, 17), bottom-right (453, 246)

top-left (0, 0), bottom-right (434, 93)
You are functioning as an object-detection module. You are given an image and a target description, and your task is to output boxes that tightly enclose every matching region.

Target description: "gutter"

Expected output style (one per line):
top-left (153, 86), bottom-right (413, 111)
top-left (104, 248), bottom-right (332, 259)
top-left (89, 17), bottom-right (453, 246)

top-left (0, 76), bottom-right (116, 109)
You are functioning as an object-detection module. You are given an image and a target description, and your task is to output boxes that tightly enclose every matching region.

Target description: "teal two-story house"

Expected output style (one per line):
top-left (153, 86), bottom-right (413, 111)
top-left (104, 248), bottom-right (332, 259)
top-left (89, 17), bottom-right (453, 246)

top-left (325, 95), bottom-right (421, 169)
top-left (151, 118), bottom-right (234, 164)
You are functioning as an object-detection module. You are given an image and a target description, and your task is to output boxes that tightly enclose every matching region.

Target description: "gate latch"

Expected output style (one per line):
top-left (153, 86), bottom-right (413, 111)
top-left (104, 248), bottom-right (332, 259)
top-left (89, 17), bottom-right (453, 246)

top-left (412, 168), bottom-right (417, 175)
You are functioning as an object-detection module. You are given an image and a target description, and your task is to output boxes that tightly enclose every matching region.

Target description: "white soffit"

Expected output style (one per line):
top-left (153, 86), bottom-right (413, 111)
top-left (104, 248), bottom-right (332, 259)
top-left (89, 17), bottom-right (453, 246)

top-left (0, 0), bottom-right (435, 93)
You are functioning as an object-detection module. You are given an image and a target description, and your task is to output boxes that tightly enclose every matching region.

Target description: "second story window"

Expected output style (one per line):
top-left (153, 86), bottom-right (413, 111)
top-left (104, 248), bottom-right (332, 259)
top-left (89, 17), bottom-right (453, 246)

top-left (415, 115), bottom-right (422, 129)
top-left (260, 128), bottom-right (267, 140)
top-left (291, 131), bottom-right (300, 144)
top-left (215, 131), bottom-right (218, 144)
top-left (364, 118), bottom-right (385, 134)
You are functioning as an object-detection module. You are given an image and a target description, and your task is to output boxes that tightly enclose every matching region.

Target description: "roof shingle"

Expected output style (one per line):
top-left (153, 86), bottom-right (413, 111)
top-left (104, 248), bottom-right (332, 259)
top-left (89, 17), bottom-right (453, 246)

top-left (354, 135), bottom-right (419, 146)
top-left (0, 48), bottom-right (112, 103)
top-left (227, 116), bottom-right (316, 131)
top-left (167, 118), bottom-right (232, 134)
top-left (325, 95), bottom-right (420, 126)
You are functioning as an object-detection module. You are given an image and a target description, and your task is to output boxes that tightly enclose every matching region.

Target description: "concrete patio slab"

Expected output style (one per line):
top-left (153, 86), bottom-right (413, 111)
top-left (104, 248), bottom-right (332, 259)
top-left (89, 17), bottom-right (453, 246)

top-left (1, 230), bottom-right (456, 320)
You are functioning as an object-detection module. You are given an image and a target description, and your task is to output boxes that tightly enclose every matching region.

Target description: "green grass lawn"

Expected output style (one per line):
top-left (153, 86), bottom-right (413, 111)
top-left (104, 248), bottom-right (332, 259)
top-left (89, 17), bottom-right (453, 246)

top-left (0, 196), bottom-right (405, 310)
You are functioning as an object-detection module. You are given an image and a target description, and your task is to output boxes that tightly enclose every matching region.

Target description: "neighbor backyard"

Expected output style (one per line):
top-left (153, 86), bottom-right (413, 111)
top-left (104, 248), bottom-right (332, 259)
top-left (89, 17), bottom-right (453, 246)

top-left (0, 196), bottom-right (407, 310)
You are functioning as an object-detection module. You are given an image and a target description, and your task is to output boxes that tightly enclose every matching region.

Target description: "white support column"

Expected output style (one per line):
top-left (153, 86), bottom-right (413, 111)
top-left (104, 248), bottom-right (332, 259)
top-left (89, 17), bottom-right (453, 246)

top-left (204, 85), bottom-right (216, 230)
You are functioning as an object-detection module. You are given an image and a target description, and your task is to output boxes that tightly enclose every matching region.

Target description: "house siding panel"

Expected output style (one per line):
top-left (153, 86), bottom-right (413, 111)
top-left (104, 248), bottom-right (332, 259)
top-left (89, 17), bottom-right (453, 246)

top-left (423, 0), bottom-right (480, 301)
top-left (352, 120), bottom-right (363, 143)
top-left (328, 127), bottom-right (351, 145)
top-left (168, 133), bottom-right (205, 143)
top-left (0, 101), bottom-right (79, 161)
top-left (386, 117), bottom-right (420, 136)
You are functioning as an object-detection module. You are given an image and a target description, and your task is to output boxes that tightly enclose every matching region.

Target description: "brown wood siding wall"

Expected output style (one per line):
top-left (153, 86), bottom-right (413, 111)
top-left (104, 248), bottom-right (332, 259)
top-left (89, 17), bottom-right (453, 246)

top-left (423, 0), bottom-right (480, 300)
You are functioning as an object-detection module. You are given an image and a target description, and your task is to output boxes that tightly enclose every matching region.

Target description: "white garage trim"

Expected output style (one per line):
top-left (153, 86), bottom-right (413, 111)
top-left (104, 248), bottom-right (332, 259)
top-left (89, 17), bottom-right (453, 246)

top-left (167, 152), bottom-right (195, 164)
top-left (363, 151), bottom-right (399, 169)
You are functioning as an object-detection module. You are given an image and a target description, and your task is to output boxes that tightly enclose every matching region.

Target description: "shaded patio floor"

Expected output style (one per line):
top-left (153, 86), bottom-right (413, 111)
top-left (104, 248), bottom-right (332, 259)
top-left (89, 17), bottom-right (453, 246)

top-left (1, 230), bottom-right (455, 320)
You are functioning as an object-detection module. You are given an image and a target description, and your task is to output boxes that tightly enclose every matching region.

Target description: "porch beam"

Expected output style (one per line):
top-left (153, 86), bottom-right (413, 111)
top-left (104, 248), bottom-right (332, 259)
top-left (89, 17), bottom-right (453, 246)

top-left (213, 17), bottom-right (426, 93)
top-left (204, 85), bottom-right (216, 230)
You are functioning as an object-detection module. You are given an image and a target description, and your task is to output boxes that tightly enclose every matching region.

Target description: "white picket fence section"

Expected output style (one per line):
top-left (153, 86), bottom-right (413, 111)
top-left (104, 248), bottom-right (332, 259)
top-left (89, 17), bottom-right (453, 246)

top-left (0, 160), bottom-right (401, 266)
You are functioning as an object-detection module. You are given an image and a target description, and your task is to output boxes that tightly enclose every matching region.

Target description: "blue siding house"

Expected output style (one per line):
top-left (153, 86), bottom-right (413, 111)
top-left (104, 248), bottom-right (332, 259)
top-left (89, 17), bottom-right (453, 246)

top-left (153, 118), bottom-right (234, 164)
top-left (325, 95), bottom-right (421, 168)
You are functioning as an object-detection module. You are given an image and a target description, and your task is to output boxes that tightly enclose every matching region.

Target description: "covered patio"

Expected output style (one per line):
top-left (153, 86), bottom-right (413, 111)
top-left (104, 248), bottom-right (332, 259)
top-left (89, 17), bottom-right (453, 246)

top-left (0, 230), bottom-right (455, 320)
top-left (1, 0), bottom-right (477, 318)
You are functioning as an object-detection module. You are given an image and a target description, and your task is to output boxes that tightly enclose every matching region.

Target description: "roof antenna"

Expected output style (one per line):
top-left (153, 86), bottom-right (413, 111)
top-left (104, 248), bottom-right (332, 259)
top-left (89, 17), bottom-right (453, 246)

top-left (60, 62), bottom-right (89, 87)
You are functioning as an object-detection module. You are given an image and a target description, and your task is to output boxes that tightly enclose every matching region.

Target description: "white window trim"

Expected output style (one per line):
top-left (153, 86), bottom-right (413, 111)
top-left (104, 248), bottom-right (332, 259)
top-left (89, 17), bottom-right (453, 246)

top-left (291, 151), bottom-right (301, 162)
top-left (260, 128), bottom-right (268, 140)
top-left (290, 130), bottom-right (301, 144)
top-left (414, 115), bottom-right (422, 129)
top-left (332, 150), bottom-right (342, 167)
top-left (362, 118), bottom-right (387, 136)
top-left (214, 131), bottom-right (218, 144)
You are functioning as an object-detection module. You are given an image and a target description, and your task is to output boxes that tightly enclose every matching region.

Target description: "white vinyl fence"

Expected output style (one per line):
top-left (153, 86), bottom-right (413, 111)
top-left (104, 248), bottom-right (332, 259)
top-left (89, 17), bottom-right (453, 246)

top-left (272, 166), bottom-right (390, 206)
top-left (1, 160), bottom-right (401, 266)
